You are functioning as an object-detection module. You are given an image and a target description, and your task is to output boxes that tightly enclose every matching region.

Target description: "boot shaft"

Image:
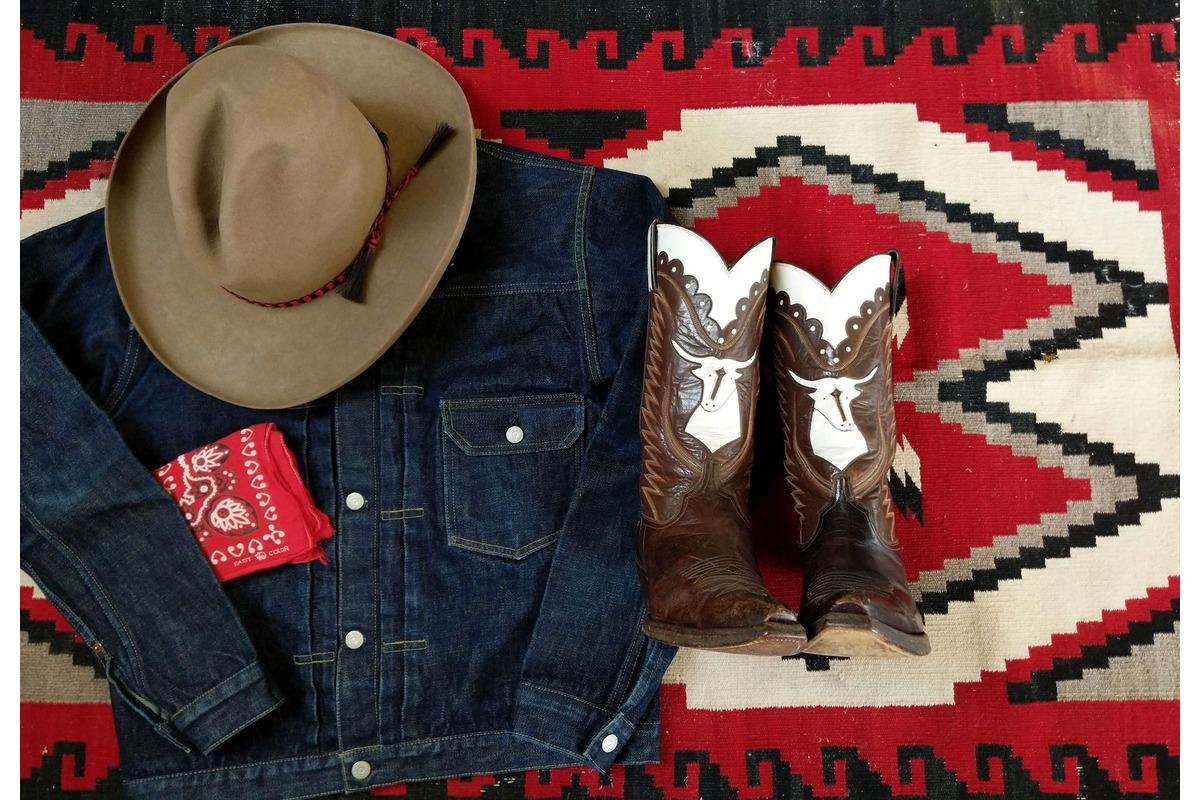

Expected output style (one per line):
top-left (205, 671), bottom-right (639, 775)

top-left (635, 225), bottom-right (808, 654)
top-left (639, 224), bottom-right (773, 526)
top-left (769, 253), bottom-right (901, 545)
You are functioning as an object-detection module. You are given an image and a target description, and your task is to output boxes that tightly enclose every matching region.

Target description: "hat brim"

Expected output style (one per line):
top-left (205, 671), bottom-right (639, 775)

top-left (106, 24), bottom-right (476, 409)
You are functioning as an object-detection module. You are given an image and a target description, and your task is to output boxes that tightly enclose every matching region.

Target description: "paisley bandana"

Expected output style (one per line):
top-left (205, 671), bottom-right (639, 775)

top-left (155, 423), bottom-right (334, 582)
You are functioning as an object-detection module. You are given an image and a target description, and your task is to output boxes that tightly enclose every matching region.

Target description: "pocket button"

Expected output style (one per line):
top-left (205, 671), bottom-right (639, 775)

top-left (505, 425), bottom-right (524, 444)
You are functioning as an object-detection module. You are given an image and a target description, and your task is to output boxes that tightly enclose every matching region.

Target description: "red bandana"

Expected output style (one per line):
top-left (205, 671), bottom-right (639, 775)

top-left (155, 423), bottom-right (334, 582)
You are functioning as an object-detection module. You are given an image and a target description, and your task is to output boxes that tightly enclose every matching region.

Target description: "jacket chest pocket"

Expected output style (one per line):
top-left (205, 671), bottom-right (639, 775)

top-left (440, 393), bottom-right (584, 560)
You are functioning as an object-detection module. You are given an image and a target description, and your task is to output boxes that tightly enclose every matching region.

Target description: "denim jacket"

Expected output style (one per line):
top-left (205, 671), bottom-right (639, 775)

top-left (20, 141), bottom-right (675, 799)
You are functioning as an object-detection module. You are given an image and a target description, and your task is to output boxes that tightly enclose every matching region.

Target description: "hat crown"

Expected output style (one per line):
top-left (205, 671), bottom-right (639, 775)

top-left (165, 45), bottom-right (386, 303)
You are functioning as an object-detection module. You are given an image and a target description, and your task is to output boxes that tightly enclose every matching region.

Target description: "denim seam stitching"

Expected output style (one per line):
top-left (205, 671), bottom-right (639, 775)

top-left (444, 393), bottom-right (581, 410)
top-left (122, 752), bottom-right (340, 784)
top-left (332, 393), bottom-right (347, 755)
top-left (337, 729), bottom-right (512, 756)
top-left (293, 652), bottom-right (337, 666)
top-left (380, 507), bottom-right (424, 520)
top-left (168, 661), bottom-right (265, 721)
top-left (20, 502), bottom-right (150, 693)
top-left (478, 140), bottom-right (586, 173)
top-left (381, 639), bottom-right (428, 653)
top-left (520, 681), bottom-right (610, 714)
top-left (510, 731), bottom-right (595, 770)
top-left (123, 727), bottom-right (645, 785)
top-left (202, 695), bottom-right (285, 753)
top-left (432, 280), bottom-right (584, 299)
top-left (612, 639), bottom-right (676, 728)
top-left (372, 379), bottom-right (383, 741)
top-left (101, 324), bottom-right (141, 414)
top-left (447, 530), bottom-right (560, 560)
top-left (300, 405), bottom-right (323, 748)
top-left (574, 166), bottom-right (603, 383)
top-left (380, 385), bottom-right (424, 396)
top-left (441, 412), bottom-right (461, 564)
top-left (606, 607), bottom-right (648, 709)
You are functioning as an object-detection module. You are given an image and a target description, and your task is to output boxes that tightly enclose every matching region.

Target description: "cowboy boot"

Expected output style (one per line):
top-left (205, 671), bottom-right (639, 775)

top-left (769, 252), bottom-right (929, 657)
top-left (637, 223), bottom-right (807, 656)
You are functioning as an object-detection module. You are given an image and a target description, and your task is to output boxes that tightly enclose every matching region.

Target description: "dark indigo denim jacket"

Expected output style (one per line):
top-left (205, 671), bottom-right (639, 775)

top-left (20, 141), bottom-right (675, 800)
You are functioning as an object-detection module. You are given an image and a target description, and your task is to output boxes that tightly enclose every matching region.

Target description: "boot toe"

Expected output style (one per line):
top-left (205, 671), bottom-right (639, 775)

top-left (803, 590), bottom-right (929, 657)
top-left (700, 591), bottom-right (797, 629)
top-left (643, 589), bottom-right (806, 656)
top-left (810, 589), bottom-right (922, 634)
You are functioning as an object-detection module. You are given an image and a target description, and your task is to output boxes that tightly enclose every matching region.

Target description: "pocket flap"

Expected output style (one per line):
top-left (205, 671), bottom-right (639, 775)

top-left (442, 393), bottom-right (584, 456)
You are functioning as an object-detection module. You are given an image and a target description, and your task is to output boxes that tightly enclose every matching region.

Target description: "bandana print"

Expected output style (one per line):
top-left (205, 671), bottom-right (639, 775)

top-left (155, 423), bottom-right (334, 581)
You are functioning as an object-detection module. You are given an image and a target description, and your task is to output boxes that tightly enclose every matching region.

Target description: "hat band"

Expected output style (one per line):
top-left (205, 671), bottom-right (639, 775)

top-left (223, 122), bottom-right (454, 308)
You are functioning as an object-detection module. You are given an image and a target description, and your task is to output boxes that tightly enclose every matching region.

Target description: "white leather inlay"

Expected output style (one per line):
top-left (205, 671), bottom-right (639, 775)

top-left (654, 224), bottom-right (771, 327)
top-left (770, 253), bottom-right (891, 349)
top-left (651, 224), bottom-right (770, 454)
top-left (772, 255), bottom-right (890, 470)
top-left (788, 368), bottom-right (878, 469)
top-left (673, 340), bottom-right (757, 453)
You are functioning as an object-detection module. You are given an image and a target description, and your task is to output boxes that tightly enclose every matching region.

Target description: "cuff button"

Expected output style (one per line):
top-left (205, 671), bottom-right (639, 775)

top-left (601, 733), bottom-right (619, 753)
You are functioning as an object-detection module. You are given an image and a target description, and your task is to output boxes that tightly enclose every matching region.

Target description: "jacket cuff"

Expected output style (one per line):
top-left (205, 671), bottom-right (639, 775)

top-left (168, 661), bottom-right (284, 755)
top-left (510, 681), bottom-right (645, 773)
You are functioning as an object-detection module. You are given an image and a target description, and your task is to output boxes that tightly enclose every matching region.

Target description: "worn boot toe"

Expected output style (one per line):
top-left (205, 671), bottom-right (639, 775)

top-left (804, 590), bottom-right (929, 657)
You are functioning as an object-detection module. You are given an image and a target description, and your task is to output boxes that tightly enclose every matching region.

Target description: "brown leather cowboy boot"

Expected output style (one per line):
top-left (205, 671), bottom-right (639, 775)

top-left (637, 223), bottom-right (807, 656)
top-left (770, 252), bottom-right (929, 657)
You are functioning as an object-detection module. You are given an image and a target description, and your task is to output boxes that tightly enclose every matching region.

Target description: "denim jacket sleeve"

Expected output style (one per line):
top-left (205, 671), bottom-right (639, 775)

top-left (510, 169), bottom-right (676, 770)
top-left (20, 213), bottom-right (283, 755)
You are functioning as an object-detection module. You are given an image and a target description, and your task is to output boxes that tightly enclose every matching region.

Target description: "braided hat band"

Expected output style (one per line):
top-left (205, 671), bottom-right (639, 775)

top-left (224, 122), bottom-right (454, 308)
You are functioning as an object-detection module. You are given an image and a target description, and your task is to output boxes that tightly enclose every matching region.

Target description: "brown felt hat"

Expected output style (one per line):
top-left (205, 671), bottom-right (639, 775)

top-left (106, 24), bottom-right (476, 408)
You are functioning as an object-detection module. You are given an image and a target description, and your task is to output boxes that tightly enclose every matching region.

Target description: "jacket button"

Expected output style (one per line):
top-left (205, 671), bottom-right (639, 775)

top-left (345, 492), bottom-right (366, 510)
top-left (601, 733), bottom-right (619, 753)
top-left (344, 630), bottom-right (365, 649)
top-left (351, 760), bottom-right (371, 780)
top-left (505, 425), bottom-right (524, 444)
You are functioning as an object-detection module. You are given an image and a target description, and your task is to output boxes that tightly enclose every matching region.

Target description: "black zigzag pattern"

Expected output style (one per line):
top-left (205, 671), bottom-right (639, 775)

top-left (500, 109), bottom-right (646, 157)
top-left (889, 469), bottom-right (924, 524)
top-left (26, 746), bottom-right (1179, 800)
top-left (22, 743), bottom-right (122, 800)
top-left (21, 607), bottom-right (104, 678)
top-left (18, 744), bottom-right (1181, 799)
top-left (19, 1), bottom-right (1180, 69)
top-left (963, 103), bottom-right (1160, 190)
top-left (1008, 596), bottom-right (1180, 703)
top-left (20, 134), bottom-right (124, 194)
top-left (667, 135), bottom-right (1179, 617)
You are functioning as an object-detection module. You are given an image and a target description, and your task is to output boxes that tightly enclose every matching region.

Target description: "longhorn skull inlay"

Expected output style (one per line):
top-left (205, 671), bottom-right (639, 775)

top-left (673, 338), bottom-right (757, 453)
top-left (788, 367), bottom-right (878, 469)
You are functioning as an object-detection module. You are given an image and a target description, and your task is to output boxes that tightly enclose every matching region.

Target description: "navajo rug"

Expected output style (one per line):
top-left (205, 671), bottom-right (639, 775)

top-left (19, 3), bottom-right (1180, 798)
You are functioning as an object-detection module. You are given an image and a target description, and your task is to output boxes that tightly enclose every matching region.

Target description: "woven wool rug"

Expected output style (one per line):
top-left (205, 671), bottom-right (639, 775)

top-left (20, 3), bottom-right (1180, 798)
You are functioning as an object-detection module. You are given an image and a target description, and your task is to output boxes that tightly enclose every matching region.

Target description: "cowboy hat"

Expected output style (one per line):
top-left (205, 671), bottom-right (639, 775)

top-left (105, 23), bottom-right (476, 408)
